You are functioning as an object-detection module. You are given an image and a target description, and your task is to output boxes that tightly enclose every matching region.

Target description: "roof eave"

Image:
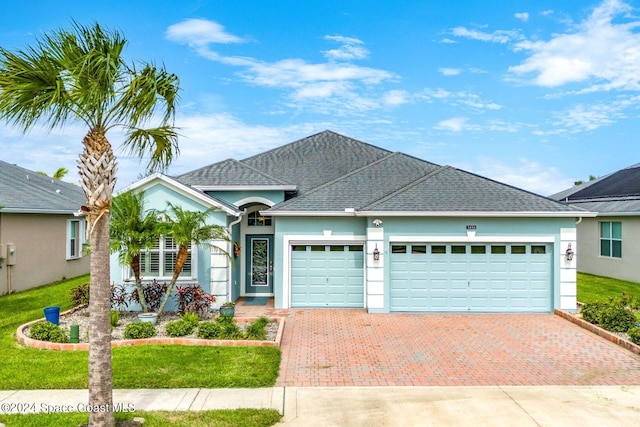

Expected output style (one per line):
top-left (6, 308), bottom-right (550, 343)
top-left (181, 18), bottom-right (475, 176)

top-left (0, 208), bottom-right (79, 215)
top-left (264, 210), bottom-right (597, 218)
top-left (193, 185), bottom-right (297, 192)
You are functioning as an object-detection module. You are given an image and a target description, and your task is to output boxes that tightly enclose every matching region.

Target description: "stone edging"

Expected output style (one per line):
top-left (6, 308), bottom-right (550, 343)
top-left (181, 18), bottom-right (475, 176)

top-left (555, 308), bottom-right (640, 356)
top-left (15, 307), bottom-right (285, 351)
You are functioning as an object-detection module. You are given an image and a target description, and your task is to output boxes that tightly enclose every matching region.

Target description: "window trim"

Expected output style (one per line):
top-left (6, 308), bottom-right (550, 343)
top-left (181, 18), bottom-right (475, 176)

top-left (131, 236), bottom-right (197, 281)
top-left (600, 221), bottom-right (622, 259)
top-left (66, 219), bottom-right (86, 260)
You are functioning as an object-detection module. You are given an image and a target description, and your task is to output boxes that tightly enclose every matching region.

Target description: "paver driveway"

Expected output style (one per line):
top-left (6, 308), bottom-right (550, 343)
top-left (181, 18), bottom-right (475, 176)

top-left (270, 309), bottom-right (640, 387)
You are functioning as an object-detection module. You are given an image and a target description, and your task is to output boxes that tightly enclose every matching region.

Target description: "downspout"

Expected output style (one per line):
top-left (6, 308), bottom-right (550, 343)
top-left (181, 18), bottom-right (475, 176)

top-left (575, 217), bottom-right (583, 225)
top-left (225, 210), bottom-right (245, 303)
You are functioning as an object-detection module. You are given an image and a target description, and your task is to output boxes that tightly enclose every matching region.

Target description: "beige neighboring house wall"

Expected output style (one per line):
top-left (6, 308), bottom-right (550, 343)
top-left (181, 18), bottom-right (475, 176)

top-left (576, 216), bottom-right (640, 284)
top-left (0, 212), bottom-right (89, 294)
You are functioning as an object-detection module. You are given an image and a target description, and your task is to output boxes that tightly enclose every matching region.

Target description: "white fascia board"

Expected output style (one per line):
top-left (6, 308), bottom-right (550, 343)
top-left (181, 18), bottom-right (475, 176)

top-left (117, 173), bottom-right (241, 216)
top-left (194, 185), bottom-right (297, 192)
top-left (265, 211), bottom-right (357, 217)
top-left (595, 212), bottom-right (640, 217)
top-left (267, 210), bottom-right (596, 218)
top-left (389, 235), bottom-right (555, 243)
top-left (355, 211), bottom-right (598, 218)
top-left (0, 208), bottom-right (77, 215)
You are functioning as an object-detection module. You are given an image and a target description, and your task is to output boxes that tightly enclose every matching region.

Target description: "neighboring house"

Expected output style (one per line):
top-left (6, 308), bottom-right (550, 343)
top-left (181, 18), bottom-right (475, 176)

top-left (0, 160), bottom-right (89, 294)
top-left (550, 163), bottom-right (640, 284)
top-left (111, 131), bottom-right (592, 313)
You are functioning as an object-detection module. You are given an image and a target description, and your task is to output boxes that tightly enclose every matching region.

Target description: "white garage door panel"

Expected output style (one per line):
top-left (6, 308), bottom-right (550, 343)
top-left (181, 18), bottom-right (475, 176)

top-left (291, 244), bottom-right (364, 308)
top-left (390, 243), bottom-right (552, 312)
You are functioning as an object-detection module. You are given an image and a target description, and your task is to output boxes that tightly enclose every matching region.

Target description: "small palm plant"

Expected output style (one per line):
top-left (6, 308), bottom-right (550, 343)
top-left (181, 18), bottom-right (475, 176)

top-left (110, 191), bottom-right (159, 312)
top-left (156, 202), bottom-right (230, 314)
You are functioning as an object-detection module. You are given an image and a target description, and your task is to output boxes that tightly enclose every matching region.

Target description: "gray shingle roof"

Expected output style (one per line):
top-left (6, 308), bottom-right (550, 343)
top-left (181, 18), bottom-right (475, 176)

top-left (0, 160), bottom-right (85, 213)
top-left (172, 130), bottom-right (583, 215)
top-left (174, 158), bottom-right (290, 187)
top-left (241, 130), bottom-right (391, 195)
top-left (267, 152), bottom-right (441, 212)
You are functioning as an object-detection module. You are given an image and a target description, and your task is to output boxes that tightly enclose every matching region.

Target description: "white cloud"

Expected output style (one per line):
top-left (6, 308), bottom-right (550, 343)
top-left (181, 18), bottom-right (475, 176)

top-left (420, 88), bottom-right (502, 111)
top-left (439, 67), bottom-right (462, 76)
top-left (451, 26), bottom-right (519, 44)
top-left (381, 90), bottom-right (411, 106)
top-left (435, 117), bottom-right (468, 132)
top-left (167, 19), bottom-right (398, 114)
top-left (471, 156), bottom-right (574, 195)
top-left (165, 19), bottom-right (245, 46)
top-left (509, 0), bottom-right (640, 90)
top-left (323, 36), bottom-right (369, 60)
top-left (515, 12), bottom-right (529, 22)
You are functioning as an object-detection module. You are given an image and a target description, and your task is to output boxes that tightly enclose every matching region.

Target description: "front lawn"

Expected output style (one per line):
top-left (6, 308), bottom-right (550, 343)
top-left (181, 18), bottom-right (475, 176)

top-left (0, 408), bottom-right (282, 427)
top-left (577, 272), bottom-right (640, 303)
top-left (0, 276), bottom-right (280, 389)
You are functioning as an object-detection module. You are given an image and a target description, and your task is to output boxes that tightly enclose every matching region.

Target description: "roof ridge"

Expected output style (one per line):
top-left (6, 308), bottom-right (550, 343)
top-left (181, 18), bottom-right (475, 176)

top-left (361, 165), bottom-right (450, 210)
top-left (232, 158), bottom-right (290, 186)
top-left (269, 152), bottom-right (403, 209)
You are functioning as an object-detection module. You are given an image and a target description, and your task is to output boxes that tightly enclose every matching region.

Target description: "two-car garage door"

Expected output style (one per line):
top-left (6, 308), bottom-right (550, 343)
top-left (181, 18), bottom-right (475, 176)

top-left (390, 243), bottom-right (552, 312)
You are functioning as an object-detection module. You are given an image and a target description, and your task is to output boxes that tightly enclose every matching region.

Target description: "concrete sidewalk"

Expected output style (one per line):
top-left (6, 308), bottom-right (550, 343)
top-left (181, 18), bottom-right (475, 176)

top-left (2, 386), bottom-right (640, 426)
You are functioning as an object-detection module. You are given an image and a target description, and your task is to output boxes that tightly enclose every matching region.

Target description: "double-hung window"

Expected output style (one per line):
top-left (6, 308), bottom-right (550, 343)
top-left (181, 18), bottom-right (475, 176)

top-left (138, 236), bottom-right (193, 278)
top-left (67, 219), bottom-right (85, 260)
top-left (600, 221), bottom-right (622, 258)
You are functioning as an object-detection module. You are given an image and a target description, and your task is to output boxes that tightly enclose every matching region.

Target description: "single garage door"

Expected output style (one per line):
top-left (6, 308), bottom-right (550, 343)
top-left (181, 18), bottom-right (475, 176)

top-left (390, 243), bottom-right (552, 312)
top-left (290, 244), bottom-right (364, 307)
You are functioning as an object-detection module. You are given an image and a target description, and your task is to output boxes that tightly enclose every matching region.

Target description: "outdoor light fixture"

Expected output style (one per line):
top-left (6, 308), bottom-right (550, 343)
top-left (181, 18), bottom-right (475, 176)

top-left (565, 243), bottom-right (574, 261)
top-left (373, 245), bottom-right (380, 260)
top-left (373, 219), bottom-right (382, 227)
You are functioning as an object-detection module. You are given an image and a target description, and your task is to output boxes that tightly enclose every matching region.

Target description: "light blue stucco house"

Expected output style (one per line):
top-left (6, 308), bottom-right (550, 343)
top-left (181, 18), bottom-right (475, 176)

top-left (111, 131), bottom-right (593, 313)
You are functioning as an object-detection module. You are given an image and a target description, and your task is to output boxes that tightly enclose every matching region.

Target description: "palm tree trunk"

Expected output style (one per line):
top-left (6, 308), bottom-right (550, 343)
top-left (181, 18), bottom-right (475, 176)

top-left (130, 254), bottom-right (148, 312)
top-left (157, 245), bottom-right (189, 314)
top-left (79, 129), bottom-right (116, 427)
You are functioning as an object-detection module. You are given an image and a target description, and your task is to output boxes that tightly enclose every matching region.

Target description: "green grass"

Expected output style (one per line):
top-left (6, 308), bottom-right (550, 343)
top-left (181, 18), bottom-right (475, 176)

top-left (0, 408), bottom-right (282, 427)
top-left (0, 275), bottom-right (280, 389)
top-left (577, 272), bottom-right (640, 303)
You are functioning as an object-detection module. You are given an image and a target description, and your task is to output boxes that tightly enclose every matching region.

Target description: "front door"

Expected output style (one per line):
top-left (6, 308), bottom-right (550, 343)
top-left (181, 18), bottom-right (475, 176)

top-left (245, 235), bottom-right (274, 294)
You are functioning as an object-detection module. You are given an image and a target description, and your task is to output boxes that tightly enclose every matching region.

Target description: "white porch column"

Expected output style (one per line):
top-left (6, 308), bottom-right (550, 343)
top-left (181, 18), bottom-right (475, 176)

top-left (366, 227), bottom-right (385, 312)
top-left (559, 228), bottom-right (577, 311)
top-left (210, 239), bottom-right (230, 307)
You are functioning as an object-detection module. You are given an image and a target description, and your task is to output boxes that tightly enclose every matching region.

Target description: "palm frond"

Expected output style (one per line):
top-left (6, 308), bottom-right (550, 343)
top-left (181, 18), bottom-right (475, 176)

top-left (122, 125), bottom-right (180, 172)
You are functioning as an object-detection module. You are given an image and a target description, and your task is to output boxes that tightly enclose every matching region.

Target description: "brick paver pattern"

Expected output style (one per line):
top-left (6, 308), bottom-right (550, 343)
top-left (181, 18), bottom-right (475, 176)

top-left (236, 303), bottom-right (640, 387)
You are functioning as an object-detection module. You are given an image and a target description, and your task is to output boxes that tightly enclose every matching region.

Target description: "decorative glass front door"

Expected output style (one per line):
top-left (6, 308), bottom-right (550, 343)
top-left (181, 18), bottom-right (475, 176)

top-left (246, 235), bottom-right (274, 294)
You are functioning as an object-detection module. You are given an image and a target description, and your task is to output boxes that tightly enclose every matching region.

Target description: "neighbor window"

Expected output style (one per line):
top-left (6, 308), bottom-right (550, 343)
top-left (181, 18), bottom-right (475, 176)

top-left (139, 236), bottom-right (193, 278)
top-left (67, 219), bottom-right (85, 260)
top-left (600, 221), bottom-right (622, 258)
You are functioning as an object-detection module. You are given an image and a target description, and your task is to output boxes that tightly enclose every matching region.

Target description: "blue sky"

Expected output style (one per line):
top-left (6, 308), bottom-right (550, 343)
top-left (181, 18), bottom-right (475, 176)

top-left (1, 0), bottom-right (639, 195)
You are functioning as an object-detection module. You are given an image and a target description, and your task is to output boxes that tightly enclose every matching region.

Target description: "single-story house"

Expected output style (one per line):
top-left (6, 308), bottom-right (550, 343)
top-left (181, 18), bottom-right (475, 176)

top-left (550, 163), bottom-right (640, 284)
top-left (0, 160), bottom-right (89, 294)
top-left (111, 130), bottom-right (592, 313)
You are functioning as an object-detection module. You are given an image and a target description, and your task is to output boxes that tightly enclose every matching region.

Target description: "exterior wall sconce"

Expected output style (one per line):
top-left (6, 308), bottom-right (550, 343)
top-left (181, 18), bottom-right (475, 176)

top-left (565, 243), bottom-right (574, 261)
top-left (373, 219), bottom-right (382, 227)
top-left (373, 245), bottom-right (380, 260)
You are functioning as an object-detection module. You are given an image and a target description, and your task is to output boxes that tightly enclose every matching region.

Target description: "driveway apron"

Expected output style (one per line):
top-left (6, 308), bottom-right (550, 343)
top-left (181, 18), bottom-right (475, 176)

top-left (274, 310), bottom-right (640, 387)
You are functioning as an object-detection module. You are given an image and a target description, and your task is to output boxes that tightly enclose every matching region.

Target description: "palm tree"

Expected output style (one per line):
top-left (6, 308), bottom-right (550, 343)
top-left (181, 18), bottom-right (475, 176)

top-left (36, 167), bottom-right (69, 180)
top-left (110, 191), bottom-right (159, 312)
top-left (156, 202), bottom-right (229, 314)
top-left (0, 23), bottom-right (179, 426)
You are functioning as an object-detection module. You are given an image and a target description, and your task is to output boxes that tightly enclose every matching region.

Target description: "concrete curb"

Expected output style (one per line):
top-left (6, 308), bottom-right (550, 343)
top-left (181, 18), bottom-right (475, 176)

top-left (15, 307), bottom-right (285, 351)
top-left (555, 308), bottom-right (640, 356)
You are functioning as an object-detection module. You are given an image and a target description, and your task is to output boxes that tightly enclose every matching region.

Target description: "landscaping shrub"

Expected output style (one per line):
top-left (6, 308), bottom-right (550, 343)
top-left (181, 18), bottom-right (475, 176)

top-left (197, 321), bottom-right (221, 339)
top-left (70, 283), bottom-right (90, 306)
top-left (580, 301), bottom-right (607, 324)
top-left (182, 312), bottom-right (200, 328)
top-left (128, 279), bottom-right (168, 312)
top-left (217, 316), bottom-right (244, 340)
top-left (245, 317), bottom-right (269, 341)
top-left (110, 310), bottom-right (120, 328)
top-left (174, 285), bottom-right (216, 316)
top-left (123, 322), bottom-right (156, 339)
top-left (29, 322), bottom-right (69, 343)
top-left (165, 319), bottom-right (194, 337)
top-left (110, 283), bottom-right (129, 310)
top-left (628, 327), bottom-right (640, 345)
top-left (599, 306), bottom-right (637, 332)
